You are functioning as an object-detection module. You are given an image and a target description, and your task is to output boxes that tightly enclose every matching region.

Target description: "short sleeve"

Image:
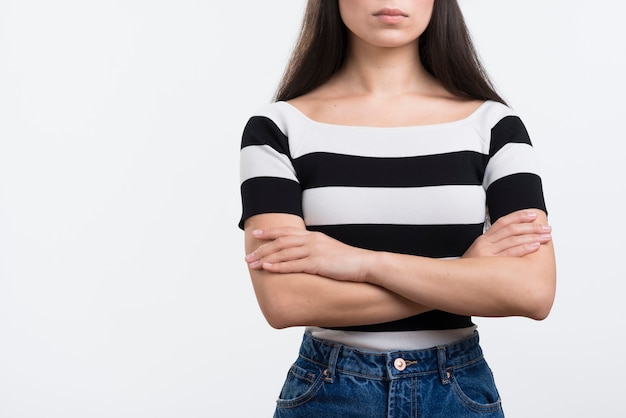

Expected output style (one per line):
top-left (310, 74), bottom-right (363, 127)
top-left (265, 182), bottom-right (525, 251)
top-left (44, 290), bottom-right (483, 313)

top-left (238, 115), bottom-right (303, 229)
top-left (483, 115), bottom-right (547, 223)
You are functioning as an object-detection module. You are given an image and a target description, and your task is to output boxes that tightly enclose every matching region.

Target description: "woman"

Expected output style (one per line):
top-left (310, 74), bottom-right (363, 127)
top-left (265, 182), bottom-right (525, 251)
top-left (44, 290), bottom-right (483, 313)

top-left (239, 1), bottom-right (556, 416)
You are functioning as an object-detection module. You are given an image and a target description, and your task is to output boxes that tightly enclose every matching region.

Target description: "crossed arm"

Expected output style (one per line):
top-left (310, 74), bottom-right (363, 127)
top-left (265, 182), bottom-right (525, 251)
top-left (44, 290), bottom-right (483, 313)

top-left (244, 210), bottom-right (556, 329)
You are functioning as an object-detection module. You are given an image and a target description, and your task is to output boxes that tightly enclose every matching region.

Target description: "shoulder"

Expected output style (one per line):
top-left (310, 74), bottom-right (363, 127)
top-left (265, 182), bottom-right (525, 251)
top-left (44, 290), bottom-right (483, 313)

top-left (471, 101), bottom-right (532, 145)
top-left (472, 101), bottom-right (518, 128)
top-left (244, 101), bottom-right (308, 137)
top-left (241, 101), bottom-right (316, 153)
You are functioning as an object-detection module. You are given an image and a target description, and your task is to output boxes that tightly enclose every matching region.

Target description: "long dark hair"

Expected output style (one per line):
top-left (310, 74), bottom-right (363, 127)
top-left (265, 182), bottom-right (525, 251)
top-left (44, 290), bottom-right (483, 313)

top-left (274, 0), bottom-right (505, 105)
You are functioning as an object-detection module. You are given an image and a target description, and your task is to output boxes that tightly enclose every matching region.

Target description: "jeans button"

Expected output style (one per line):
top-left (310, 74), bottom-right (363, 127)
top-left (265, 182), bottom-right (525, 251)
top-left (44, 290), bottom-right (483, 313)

top-left (394, 358), bottom-right (406, 371)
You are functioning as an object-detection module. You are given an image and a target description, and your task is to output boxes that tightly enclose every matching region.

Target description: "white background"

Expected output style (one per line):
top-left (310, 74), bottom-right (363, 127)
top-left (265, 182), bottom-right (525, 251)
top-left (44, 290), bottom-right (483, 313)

top-left (0, 1), bottom-right (624, 417)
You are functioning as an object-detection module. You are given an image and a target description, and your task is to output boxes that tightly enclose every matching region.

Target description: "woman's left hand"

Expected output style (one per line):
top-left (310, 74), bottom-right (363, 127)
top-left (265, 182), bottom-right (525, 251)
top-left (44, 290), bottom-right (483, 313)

top-left (463, 209), bottom-right (552, 258)
top-left (245, 227), bottom-right (369, 282)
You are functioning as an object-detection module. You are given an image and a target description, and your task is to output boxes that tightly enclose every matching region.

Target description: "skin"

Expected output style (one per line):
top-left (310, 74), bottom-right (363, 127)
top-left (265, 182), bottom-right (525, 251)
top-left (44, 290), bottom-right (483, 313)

top-left (243, 0), bottom-right (556, 329)
top-left (338, 0), bottom-right (434, 49)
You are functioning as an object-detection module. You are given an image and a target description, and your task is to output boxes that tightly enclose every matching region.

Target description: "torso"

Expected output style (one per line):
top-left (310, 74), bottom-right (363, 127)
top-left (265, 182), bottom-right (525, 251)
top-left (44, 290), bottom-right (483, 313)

top-left (240, 98), bottom-right (546, 334)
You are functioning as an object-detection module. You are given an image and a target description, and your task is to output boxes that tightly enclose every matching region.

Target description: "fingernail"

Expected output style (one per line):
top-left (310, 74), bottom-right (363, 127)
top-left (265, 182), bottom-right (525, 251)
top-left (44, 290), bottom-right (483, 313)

top-left (252, 230), bottom-right (262, 236)
top-left (526, 212), bottom-right (537, 219)
top-left (541, 225), bottom-right (551, 232)
top-left (540, 234), bottom-right (551, 239)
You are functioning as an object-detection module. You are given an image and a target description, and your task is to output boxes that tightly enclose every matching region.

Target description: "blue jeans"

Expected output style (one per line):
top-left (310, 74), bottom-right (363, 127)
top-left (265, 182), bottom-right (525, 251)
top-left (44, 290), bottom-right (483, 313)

top-left (274, 331), bottom-right (504, 418)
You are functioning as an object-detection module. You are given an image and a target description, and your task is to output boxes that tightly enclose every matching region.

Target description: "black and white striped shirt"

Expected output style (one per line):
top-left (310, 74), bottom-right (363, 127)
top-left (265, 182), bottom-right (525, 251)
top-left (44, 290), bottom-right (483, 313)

top-left (239, 100), bottom-right (546, 332)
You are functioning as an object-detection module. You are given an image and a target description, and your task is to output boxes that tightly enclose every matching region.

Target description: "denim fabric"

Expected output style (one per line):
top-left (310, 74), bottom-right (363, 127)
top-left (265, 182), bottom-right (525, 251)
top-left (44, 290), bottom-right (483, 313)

top-left (274, 331), bottom-right (504, 418)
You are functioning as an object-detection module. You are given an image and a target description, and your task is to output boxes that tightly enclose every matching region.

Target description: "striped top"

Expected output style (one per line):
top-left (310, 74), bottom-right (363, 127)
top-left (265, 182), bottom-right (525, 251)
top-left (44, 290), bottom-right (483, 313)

top-left (239, 100), bottom-right (546, 332)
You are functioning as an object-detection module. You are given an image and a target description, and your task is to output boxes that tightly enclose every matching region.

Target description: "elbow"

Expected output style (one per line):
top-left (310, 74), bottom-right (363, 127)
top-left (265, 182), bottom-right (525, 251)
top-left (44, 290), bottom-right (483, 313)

top-left (526, 243), bottom-right (557, 321)
top-left (263, 308), bottom-right (292, 330)
top-left (257, 293), bottom-right (300, 330)
top-left (523, 278), bottom-right (556, 321)
top-left (250, 272), bottom-right (301, 329)
top-left (527, 299), bottom-right (553, 321)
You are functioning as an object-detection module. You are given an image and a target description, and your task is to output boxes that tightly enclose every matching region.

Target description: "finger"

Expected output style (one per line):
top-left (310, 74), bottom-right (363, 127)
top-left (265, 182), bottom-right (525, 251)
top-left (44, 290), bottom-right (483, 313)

top-left (493, 233), bottom-right (552, 255)
top-left (483, 214), bottom-right (531, 241)
top-left (486, 210), bottom-right (540, 237)
top-left (486, 222), bottom-right (551, 244)
top-left (261, 258), bottom-right (315, 275)
top-left (490, 210), bottom-right (538, 229)
top-left (249, 246), bottom-right (309, 269)
top-left (246, 235), bottom-right (306, 263)
top-left (252, 227), bottom-right (308, 240)
top-left (497, 242), bottom-right (541, 257)
top-left (487, 223), bottom-right (551, 245)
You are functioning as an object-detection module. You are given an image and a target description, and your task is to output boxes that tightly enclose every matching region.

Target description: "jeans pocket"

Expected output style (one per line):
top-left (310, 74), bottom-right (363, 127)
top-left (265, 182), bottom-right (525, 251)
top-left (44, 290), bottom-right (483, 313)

top-left (449, 359), bottom-right (502, 414)
top-left (275, 361), bottom-right (326, 409)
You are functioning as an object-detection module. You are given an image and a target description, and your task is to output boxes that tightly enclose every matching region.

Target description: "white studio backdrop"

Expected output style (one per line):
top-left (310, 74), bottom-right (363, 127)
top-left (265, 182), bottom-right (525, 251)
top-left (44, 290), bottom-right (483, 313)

top-left (0, 1), bottom-right (624, 417)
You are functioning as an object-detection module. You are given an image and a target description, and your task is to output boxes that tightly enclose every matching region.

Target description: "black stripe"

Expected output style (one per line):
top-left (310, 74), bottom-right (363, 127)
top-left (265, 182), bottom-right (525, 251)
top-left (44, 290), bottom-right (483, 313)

top-left (239, 177), bottom-right (303, 229)
top-left (309, 223), bottom-right (484, 258)
top-left (241, 116), bottom-right (290, 156)
top-left (490, 116), bottom-right (532, 157)
top-left (293, 151), bottom-right (487, 189)
top-left (486, 173), bottom-right (547, 223)
top-left (329, 310), bottom-right (473, 332)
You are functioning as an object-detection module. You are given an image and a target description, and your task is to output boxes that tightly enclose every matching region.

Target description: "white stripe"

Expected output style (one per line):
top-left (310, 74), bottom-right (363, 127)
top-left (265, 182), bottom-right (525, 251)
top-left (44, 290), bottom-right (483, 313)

top-left (483, 143), bottom-right (541, 188)
top-left (471, 101), bottom-right (516, 139)
top-left (240, 145), bottom-right (297, 184)
top-left (290, 123), bottom-right (487, 159)
top-left (256, 102), bottom-right (498, 159)
top-left (253, 101), bottom-right (522, 160)
top-left (302, 186), bottom-right (486, 226)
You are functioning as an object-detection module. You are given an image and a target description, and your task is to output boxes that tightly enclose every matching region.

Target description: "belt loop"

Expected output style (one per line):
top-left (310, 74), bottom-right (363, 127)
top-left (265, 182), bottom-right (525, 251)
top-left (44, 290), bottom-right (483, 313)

top-left (437, 346), bottom-right (450, 385)
top-left (324, 344), bottom-right (341, 383)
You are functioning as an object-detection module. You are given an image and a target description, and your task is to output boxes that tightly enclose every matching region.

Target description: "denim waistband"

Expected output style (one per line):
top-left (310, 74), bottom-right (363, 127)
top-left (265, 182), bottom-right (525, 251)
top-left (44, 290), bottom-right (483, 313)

top-left (299, 330), bottom-right (483, 382)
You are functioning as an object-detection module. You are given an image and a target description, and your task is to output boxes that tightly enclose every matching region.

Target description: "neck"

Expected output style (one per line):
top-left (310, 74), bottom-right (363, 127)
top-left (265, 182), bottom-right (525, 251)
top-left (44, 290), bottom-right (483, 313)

top-left (336, 39), bottom-right (434, 97)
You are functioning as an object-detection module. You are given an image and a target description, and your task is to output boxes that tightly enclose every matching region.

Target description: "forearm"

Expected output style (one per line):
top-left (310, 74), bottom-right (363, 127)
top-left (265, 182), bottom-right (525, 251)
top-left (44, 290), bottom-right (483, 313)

top-left (365, 242), bottom-right (556, 319)
top-left (249, 268), bottom-right (432, 329)
top-left (245, 212), bottom-right (556, 322)
top-left (244, 213), bottom-right (432, 329)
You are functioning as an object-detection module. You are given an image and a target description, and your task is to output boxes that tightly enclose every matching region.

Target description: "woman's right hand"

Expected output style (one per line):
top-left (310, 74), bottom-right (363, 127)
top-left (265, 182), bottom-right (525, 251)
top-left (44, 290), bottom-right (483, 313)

top-left (463, 209), bottom-right (552, 258)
